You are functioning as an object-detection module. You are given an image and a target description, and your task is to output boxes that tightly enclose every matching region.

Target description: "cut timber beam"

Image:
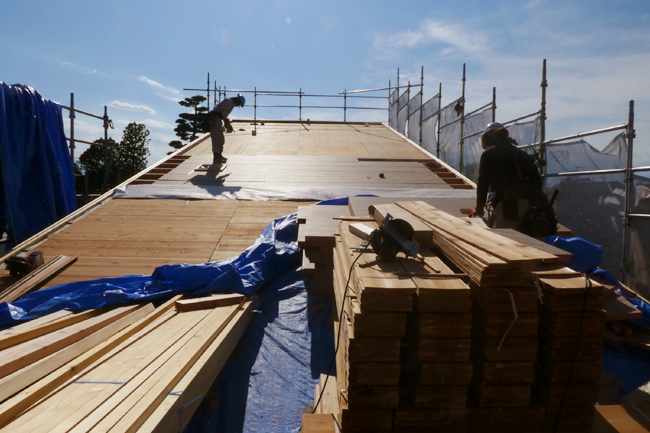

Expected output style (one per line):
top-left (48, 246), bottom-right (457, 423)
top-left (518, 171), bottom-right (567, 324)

top-left (141, 301), bottom-right (255, 433)
top-left (0, 304), bottom-right (153, 404)
top-left (0, 309), bottom-right (100, 351)
top-left (0, 255), bottom-right (77, 303)
top-left (175, 293), bottom-right (246, 312)
top-left (0, 304), bottom-right (140, 380)
top-left (88, 302), bottom-right (245, 433)
top-left (0, 296), bottom-right (181, 427)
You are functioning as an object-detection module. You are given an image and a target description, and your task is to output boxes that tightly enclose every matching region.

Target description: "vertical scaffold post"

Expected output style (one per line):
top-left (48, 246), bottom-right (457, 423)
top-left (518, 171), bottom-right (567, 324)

top-left (100, 106), bottom-right (112, 193)
top-left (207, 73), bottom-right (210, 112)
top-left (344, 89), bottom-right (347, 122)
top-left (214, 81), bottom-right (217, 106)
top-left (388, 80), bottom-right (391, 124)
top-left (407, 81), bottom-right (411, 135)
top-left (459, 64), bottom-right (466, 174)
top-left (69, 93), bottom-right (76, 165)
top-left (622, 100), bottom-right (635, 284)
top-left (437, 82), bottom-right (442, 159)
top-left (299, 88), bottom-right (302, 121)
top-left (396, 68), bottom-right (400, 129)
top-left (540, 59), bottom-right (548, 175)
top-left (419, 66), bottom-right (424, 147)
top-left (492, 87), bottom-right (496, 122)
top-left (254, 87), bottom-right (257, 136)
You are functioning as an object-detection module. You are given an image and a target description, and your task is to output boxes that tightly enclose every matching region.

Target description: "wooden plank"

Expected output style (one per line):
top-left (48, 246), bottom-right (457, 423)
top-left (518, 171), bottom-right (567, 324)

top-left (0, 304), bottom-right (154, 409)
top-left (138, 302), bottom-right (255, 433)
top-left (397, 201), bottom-right (558, 263)
top-left (491, 228), bottom-right (572, 263)
top-left (88, 303), bottom-right (244, 433)
top-left (0, 255), bottom-right (78, 303)
top-left (0, 309), bottom-right (100, 351)
top-left (175, 293), bottom-right (246, 312)
top-left (0, 310), bottom-right (72, 338)
top-left (369, 203), bottom-right (433, 247)
top-left (301, 414), bottom-right (338, 433)
top-left (0, 304), bottom-right (141, 380)
top-left (0, 296), bottom-right (180, 427)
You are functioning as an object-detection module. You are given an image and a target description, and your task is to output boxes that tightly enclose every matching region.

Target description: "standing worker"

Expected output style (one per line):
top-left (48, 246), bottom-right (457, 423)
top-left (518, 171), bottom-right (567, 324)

top-left (471, 122), bottom-right (556, 235)
top-left (208, 94), bottom-right (245, 165)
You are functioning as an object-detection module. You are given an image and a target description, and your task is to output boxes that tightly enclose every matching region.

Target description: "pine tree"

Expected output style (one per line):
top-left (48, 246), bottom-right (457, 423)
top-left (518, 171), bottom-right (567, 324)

top-left (168, 95), bottom-right (209, 152)
top-left (76, 123), bottom-right (150, 193)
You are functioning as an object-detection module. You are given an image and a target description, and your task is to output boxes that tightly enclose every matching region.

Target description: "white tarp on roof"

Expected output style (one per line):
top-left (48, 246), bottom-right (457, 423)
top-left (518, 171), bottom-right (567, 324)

top-left (420, 95), bottom-right (441, 156)
top-left (115, 184), bottom-right (476, 201)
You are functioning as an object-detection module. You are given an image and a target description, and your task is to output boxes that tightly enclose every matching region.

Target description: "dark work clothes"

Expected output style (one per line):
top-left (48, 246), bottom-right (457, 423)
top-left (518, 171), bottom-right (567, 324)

top-left (476, 138), bottom-right (542, 213)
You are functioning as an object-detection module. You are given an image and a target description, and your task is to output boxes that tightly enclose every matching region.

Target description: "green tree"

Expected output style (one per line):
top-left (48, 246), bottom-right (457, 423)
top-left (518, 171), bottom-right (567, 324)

top-left (76, 122), bottom-right (150, 193)
top-left (168, 95), bottom-right (209, 152)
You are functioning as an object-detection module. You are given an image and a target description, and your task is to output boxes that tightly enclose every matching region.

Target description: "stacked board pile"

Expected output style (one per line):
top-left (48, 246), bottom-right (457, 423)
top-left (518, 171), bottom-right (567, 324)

top-left (298, 204), bottom-right (351, 296)
top-left (304, 201), bottom-right (613, 432)
top-left (0, 293), bottom-right (253, 432)
top-left (534, 270), bottom-right (606, 431)
top-left (330, 216), bottom-right (482, 431)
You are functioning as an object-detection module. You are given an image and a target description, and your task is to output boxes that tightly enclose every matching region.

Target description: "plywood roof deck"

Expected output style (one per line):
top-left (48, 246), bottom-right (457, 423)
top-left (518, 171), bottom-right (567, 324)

top-left (159, 122), bottom-right (460, 188)
top-left (0, 121), bottom-right (472, 291)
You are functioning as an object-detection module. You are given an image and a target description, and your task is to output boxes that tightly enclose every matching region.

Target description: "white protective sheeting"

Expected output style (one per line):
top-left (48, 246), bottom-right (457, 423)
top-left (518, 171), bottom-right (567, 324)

top-left (407, 91), bottom-right (423, 143)
top-left (388, 90), bottom-right (398, 129)
top-left (508, 116), bottom-right (541, 150)
top-left (420, 95), bottom-right (441, 156)
top-left (545, 133), bottom-right (628, 186)
top-left (115, 184), bottom-right (476, 201)
top-left (437, 99), bottom-right (463, 171)
top-left (396, 91), bottom-right (411, 135)
top-left (461, 107), bottom-right (493, 182)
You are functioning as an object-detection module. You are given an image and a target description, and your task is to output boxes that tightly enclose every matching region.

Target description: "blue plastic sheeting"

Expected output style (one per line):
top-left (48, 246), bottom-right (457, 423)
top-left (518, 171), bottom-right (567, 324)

top-left (185, 268), bottom-right (333, 433)
top-left (0, 83), bottom-right (76, 245)
top-left (0, 213), bottom-right (301, 329)
top-left (545, 236), bottom-right (603, 272)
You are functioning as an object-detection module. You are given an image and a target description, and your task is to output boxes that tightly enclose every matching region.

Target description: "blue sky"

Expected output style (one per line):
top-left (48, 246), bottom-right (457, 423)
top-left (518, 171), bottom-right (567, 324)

top-left (2, 0), bottom-right (649, 167)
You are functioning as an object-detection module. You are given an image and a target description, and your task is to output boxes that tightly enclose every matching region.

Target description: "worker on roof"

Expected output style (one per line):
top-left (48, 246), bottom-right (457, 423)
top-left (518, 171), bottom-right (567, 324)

top-left (208, 94), bottom-right (245, 165)
top-left (471, 122), bottom-right (555, 235)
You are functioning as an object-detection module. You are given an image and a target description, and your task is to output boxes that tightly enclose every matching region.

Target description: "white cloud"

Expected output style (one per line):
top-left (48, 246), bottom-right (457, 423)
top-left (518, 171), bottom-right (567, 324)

top-left (373, 18), bottom-right (487, 58)
top-left (156, 93), bottom-right (182, 103)
top-left (138, 76), bottom-right (180, 94)
top-left (142, 119), bottom-right (175, 130)
top-left (108, 101), bottom-right (156, 115)
top-left (62, 61), bottom-right (101, 75)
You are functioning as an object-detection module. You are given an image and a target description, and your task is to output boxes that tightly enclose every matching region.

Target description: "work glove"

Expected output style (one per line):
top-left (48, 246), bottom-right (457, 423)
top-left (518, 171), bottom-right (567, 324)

top-left (469, 209), bottom-right (483, 218)
top-left (226, 125), bottom-right (234, 133)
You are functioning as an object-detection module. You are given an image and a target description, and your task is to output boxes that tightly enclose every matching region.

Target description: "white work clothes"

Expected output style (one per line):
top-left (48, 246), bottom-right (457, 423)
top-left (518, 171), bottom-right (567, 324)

top-left (212, 98), bottom-right (236, 119)
top-left (211, 117), bottom-right (224, 164)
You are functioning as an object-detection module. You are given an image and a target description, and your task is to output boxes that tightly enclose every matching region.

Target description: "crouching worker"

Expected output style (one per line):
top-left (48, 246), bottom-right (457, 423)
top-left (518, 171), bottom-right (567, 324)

top-left (208, 93), bottom-right (245, 165)
top-left (471, 122), bottom-right (556, 236)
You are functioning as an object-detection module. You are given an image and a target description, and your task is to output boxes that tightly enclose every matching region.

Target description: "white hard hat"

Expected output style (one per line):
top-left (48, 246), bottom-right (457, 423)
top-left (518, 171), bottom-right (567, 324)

top-left (483, 122), bottom-right (505, 134)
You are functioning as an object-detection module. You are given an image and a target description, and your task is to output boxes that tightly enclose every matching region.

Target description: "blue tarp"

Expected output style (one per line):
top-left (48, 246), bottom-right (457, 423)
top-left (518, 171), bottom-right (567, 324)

top-left (0, 213), bottom-right (300, 329)
top-left (0, 210), bottom-right (332, 433)
top-left (185, 268), bottom-right (333, 433)
top-left (0, 83), bottom-right (76, 244)
top-left (546, 235), bottom-right (650, 397)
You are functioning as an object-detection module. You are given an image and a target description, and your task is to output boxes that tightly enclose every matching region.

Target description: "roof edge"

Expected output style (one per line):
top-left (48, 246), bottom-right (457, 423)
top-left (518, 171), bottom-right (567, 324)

top-left (381, 122), bottom-right (477, 189)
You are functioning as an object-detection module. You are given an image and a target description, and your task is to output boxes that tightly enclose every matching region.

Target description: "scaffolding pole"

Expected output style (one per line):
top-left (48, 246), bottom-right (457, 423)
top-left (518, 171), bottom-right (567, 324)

top-left (622, 100), bottom-right (636, 284)
top-left (459, 64), bottom-right (466, 174)
top-left (540, 59), bottom-right (548, 175)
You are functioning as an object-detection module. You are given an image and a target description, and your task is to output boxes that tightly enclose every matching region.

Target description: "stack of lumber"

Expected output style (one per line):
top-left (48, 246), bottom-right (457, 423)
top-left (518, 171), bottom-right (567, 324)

top-left (333, 219), bottom-right (414, 431)
top-left (298, 204), bottom-right (351, 296)
top-left (534, 270), bottom-right (606, 431)
top-left (395, 201), bottom-right (558, 430)
top-left (396, 201), bottom-right (558, 287)
top-left (0, 293), bottom-right (253, 432)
